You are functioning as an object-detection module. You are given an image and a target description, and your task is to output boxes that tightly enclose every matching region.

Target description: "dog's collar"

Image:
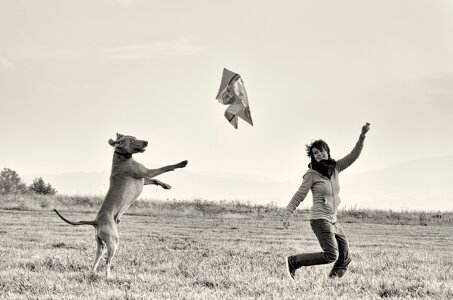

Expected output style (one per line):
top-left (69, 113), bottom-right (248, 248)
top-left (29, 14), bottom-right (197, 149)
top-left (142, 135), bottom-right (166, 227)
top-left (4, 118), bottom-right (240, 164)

top-left (114, 151), bottom-right (132, 159)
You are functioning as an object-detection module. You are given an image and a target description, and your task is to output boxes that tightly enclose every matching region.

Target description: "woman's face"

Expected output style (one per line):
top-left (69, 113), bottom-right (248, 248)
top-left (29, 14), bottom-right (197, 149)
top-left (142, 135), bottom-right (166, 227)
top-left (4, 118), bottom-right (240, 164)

top-left (312, 147), bottom-right (328, 162)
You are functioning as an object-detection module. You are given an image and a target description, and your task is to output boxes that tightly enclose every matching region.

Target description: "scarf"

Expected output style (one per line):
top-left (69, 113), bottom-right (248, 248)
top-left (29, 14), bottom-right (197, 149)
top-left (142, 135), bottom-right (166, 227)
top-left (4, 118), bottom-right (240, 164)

top-left (310, 159), bottom-right (337, 179)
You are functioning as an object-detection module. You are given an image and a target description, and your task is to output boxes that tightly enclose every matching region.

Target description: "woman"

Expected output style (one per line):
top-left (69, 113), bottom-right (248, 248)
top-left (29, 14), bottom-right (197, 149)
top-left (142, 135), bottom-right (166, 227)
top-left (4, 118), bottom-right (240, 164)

top-left (283, 123), bottom-right (370, 280)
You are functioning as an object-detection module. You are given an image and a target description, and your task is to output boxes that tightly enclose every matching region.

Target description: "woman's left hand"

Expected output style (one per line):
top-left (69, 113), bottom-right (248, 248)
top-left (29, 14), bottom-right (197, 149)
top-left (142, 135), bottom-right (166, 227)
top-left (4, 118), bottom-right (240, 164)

top-left (361, 122), bottom-right (370, 136)
top-left (282, 210), bottom-right (292, 228)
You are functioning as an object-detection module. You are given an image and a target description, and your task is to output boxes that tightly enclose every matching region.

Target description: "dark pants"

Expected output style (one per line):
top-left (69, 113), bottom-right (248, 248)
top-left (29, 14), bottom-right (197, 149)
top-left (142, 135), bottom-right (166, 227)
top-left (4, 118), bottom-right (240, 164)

top-left (289, 219), bottom-right (351, 275)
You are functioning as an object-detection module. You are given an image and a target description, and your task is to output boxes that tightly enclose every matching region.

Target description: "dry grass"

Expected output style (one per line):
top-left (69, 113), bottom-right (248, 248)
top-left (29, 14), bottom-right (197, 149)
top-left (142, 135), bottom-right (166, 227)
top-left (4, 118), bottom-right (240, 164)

top-left (1, 194), bottom-right (452, 226)
top-left (0, 203), bottom-right (452, 299)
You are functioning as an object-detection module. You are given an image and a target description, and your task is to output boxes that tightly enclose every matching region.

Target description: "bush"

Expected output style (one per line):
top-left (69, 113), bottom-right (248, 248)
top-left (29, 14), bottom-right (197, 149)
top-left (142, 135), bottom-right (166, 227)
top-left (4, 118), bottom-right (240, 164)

top-left (0, 168), bottom-right (27, 195)
top-left (29, 177), bottom-right (57, 195)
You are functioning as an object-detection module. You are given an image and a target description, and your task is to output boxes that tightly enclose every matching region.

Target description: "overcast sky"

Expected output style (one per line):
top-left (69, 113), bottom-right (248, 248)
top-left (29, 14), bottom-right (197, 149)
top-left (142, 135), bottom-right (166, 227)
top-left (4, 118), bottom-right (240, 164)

top-left (1, 0), bottom-right (453, 184)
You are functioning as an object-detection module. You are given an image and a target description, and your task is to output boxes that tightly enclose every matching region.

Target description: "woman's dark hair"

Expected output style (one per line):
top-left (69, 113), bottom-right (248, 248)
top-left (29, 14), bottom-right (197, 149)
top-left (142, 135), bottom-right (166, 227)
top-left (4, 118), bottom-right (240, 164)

top-left (305, 139), bottom-right (331, 162)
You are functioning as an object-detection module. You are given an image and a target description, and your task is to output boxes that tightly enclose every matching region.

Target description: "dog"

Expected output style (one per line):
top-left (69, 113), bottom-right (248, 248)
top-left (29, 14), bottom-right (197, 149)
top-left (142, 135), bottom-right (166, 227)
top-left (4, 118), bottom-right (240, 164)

top-left (54, 133), bottom-right (188, 277)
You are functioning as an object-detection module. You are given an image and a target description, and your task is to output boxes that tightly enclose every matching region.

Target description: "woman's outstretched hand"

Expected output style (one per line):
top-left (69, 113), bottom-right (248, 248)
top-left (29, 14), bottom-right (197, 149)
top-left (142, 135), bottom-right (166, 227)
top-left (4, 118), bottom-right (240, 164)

top-left (361, 122), bottom-right (370, 136)
top-left (282, 210), bottom-right (292, 228)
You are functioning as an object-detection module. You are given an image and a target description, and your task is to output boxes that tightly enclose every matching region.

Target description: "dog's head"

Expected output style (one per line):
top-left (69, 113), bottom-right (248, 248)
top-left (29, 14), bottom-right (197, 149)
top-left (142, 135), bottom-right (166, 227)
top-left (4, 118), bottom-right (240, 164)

top-left (108, 133), bottom-right (148, 156)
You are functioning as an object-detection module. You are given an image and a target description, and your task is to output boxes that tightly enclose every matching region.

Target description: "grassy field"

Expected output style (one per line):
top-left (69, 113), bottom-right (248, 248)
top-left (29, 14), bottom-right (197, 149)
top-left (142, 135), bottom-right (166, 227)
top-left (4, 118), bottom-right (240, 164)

top-left (0, 196), bottom-right (452, 299)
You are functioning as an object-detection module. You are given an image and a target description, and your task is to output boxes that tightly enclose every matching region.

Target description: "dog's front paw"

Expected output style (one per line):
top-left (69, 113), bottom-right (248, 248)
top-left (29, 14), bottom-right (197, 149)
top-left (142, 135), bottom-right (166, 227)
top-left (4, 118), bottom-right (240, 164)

top-left (177, 160), bottom-right (188, 168)
top-left (161, 183), bottom-right (172, 189)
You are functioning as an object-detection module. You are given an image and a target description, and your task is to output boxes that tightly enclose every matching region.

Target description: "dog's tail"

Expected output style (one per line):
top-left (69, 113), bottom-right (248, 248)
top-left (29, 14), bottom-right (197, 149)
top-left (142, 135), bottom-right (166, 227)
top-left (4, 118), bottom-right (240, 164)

top-left (54, 209), bottom-right (97, 226)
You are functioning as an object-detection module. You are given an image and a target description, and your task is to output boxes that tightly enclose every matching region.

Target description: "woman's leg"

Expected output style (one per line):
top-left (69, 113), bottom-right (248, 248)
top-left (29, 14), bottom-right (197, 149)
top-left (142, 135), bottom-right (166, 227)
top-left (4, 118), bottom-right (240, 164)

top-left (329, 222), bottom-right (351, 278)
top-left (288, 219), bottom-right (339, 270)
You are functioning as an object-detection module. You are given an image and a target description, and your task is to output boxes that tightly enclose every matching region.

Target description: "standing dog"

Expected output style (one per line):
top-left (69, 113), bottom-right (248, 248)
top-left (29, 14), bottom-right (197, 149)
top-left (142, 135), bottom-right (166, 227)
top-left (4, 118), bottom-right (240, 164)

top-left (54, 133), bottom-right (188, 277)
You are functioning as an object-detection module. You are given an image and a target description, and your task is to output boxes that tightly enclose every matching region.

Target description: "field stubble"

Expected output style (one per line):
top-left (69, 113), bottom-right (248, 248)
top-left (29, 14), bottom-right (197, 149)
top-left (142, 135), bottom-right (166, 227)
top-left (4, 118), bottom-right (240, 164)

top-left (0, 197), bottom-right (452, 299)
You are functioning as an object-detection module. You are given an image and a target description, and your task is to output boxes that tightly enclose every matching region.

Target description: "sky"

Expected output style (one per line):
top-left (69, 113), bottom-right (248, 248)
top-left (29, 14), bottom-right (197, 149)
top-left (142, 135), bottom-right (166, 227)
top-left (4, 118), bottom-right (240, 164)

top-left (1, 0), bottom-right (453, 187)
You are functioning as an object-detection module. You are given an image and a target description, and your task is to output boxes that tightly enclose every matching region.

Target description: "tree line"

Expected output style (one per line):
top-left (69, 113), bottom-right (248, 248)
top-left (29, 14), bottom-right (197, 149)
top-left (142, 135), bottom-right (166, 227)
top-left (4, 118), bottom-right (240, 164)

top-left (0, 168), bottom-right (57, 196)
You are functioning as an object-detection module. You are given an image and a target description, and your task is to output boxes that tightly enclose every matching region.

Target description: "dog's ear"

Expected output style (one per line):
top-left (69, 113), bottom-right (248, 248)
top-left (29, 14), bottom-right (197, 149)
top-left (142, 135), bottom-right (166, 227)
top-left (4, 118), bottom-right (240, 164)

top-left (116, 133), bottom-right (123, 139)
top-left (108, 139), bottom-right (116, 147)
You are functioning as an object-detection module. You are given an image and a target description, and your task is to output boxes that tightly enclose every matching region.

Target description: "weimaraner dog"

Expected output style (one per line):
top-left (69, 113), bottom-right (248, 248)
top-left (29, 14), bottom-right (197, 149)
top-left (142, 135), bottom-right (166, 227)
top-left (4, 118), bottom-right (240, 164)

top-left (54, 133), bottom-right (187, 277)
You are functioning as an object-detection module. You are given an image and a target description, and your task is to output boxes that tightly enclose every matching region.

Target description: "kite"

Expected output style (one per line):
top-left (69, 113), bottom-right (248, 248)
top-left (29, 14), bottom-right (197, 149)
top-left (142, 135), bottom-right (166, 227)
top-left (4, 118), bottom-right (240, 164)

top-left (215, 68), bottom-right (253, 129)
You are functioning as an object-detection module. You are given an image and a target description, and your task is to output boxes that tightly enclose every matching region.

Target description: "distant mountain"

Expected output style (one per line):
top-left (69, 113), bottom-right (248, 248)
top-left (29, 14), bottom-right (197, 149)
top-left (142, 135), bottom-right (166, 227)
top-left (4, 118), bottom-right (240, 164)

top-left (23, 168), bottom-right (298, 206)
top-left (23, 170), bottom-right (111, 196)
top-left (340, 156), bottom-right (453, 211)
top-left (23, 156), bottom-right (453, 211)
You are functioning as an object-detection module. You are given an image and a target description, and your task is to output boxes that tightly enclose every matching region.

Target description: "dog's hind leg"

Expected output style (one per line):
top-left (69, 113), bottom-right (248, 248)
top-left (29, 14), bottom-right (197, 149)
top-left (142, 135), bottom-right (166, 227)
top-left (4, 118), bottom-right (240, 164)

top-left (99, 226), bottom-right (119, 278)
top-left (105, 236), bottom-right (119, 278)
top-left (92, 236), bottom-right (106, 272)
